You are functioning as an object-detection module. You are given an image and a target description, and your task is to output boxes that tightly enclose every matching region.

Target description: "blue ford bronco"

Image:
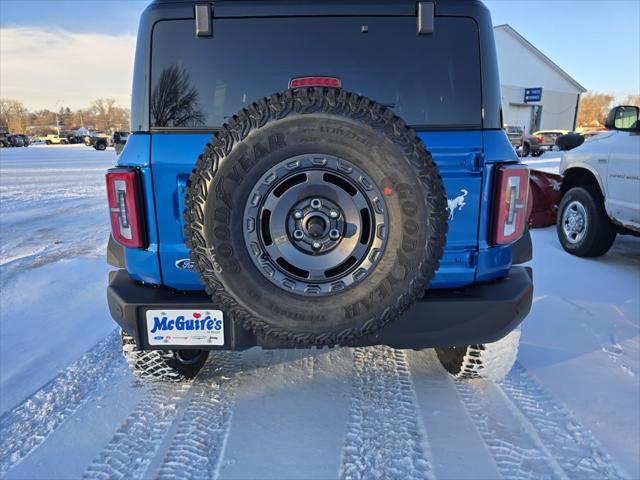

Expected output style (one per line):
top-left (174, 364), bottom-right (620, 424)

top-left (106, 0), bottom-right (533, 382)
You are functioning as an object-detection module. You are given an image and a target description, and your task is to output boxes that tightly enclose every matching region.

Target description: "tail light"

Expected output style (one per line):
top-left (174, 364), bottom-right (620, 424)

top-left (106, 168), bottom-right (146, 248)
top-left (289, 76), bottom-right (342, 89)
top-left (536, 135), bottom-right (544, 143)
top-left (492, 165), bottom-right (530, 245)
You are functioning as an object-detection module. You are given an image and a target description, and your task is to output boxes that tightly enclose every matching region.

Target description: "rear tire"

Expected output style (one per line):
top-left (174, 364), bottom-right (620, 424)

top-left (96, 142), bottom-right (107, 151)
top-left (120, 330), bottom-right (209, 382)
top-left (435, 328), bottom-right (521, 381)
top-left (557, 186), bottom-right (615, 257)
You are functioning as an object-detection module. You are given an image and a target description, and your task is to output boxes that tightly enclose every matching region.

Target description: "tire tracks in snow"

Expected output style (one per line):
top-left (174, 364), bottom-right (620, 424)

top-left (0, 330), bottom-right (122, 477)
top-left (499, 362), bottom-right (626, 479)
top-left (339, 346), bottom-right (434, 480)
top-left (82, 382), bottom-right (192, 480)
top-left (455, 377), bottom-right (565, 480)
top-left (151, 352), bottom-right (243, 480)
top-left (454, 362), bottom-right (626, 480)
top-left (82, 352), bottom-right (244, 480)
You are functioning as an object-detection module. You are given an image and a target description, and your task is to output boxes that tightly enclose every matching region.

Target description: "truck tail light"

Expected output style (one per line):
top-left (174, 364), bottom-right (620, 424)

top-left (492, 165), bottom-right (530, 245)
top-left (536, 135), bottom-right (544, 143)
top-left (106, 168), bottom-right (146, 248)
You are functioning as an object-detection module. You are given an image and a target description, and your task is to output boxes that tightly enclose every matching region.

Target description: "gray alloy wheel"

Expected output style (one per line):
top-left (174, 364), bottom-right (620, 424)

top-left (243, 154), bottom-right (388, 296)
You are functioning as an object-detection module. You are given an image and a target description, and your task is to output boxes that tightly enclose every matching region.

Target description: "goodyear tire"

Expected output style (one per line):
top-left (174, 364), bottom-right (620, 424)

top-left (435, 328), bottom-right (521, 381)
top-left (120, 331), bottom-right (209, 382)
top-left (184, 87), bottom-right (448, 346)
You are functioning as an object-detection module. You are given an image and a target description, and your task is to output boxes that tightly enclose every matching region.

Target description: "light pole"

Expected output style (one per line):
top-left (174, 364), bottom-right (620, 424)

top-left (54, 100), bottom-right (65, 136)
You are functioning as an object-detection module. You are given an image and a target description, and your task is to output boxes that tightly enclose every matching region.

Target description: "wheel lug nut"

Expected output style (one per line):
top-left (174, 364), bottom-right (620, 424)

top-left (312, 241), bottom-right (322, 250)
top-left (310, 198), bottom-right (322, 210)
top-left (293, 210), bottom-right (303, 219)
top-left (329, 229), bottom-right (340, 240)
top-left (329, 210), bottom-right (339, 219)
top-left (293, 230), bottom-right (304, 240)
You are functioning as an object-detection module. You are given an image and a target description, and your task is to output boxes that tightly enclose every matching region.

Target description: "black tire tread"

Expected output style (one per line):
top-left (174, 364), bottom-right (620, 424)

top-left (557, 186), bottom-right (615, 257)
top-left (183, 87), bottom-right (447, 346)
top-left (120, 330), bottom-right (208, 382)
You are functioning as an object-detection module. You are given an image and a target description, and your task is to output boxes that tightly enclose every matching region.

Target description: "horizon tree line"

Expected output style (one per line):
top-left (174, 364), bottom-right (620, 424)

top-left (0, 98), bottom-right (131, 136)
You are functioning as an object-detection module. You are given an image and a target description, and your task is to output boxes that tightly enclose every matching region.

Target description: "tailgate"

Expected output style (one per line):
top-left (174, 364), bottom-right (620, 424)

top-left (151, 131), bottom-right (483, 290)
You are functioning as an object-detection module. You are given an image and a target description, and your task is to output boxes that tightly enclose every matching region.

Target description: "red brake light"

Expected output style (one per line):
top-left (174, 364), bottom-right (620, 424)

top-left (106, 168), bottom-right (146, 248)
top-left (289, 76), bottom-right (342, 89)
top-left (492, 165), bottom-right (530, 245)
top-left (537, 135), bottom-right (544, 143)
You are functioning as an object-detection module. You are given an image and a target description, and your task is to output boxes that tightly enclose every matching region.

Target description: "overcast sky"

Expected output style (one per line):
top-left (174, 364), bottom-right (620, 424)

top-left (0, 0), bottom-right (638, 111)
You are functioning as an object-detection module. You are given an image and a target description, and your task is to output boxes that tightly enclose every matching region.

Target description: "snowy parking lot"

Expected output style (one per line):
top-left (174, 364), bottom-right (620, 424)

top-left (1, 145), bottom-right (638, 479)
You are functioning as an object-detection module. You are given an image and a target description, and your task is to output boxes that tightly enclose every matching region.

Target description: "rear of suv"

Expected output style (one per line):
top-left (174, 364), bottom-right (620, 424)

top-left (106, 0), bottom-right (533, 382)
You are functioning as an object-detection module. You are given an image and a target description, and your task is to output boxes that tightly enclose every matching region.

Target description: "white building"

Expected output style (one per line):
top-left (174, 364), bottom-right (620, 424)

top-left (494, 24), bottom-right (586, 134)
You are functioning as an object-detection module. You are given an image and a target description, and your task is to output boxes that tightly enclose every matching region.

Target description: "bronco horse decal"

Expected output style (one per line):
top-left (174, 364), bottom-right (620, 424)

top-left (447, 189), bottom-right (468, 220)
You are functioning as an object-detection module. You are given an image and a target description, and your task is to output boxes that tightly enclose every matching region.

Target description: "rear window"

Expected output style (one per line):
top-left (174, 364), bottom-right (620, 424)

top-left (150, 16), bottom-right (481, 129)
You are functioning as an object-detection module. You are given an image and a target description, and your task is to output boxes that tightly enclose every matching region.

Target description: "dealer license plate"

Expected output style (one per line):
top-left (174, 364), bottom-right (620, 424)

top-left (145, 309), bottom-right (224, 346)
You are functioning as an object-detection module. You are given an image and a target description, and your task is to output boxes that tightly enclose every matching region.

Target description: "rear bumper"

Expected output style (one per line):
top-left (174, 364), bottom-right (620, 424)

top-left (107, 266), bottom-right (533, 351)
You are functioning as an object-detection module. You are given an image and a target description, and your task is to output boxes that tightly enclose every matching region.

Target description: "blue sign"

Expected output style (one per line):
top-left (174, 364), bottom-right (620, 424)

top-left (524, 88), bottom-right (542, 103)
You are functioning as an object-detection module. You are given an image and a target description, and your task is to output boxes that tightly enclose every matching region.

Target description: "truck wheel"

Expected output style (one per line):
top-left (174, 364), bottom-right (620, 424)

top-left (46, 140), bottom-right (52, 145)
top-left (185, 87), bottom-right (448, 346)
top-left (557, 186), bottom-right (615, 257)
top-left (120, 330), bottom-right (209, 382)
top-left (435, 328), bottom-right (521, 381)
top-left (96, 142), bottom-right (107, 151)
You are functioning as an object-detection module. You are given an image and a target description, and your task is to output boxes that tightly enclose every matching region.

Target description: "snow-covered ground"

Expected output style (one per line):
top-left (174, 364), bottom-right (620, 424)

top-left (1, 145), bottom-right (638, 480)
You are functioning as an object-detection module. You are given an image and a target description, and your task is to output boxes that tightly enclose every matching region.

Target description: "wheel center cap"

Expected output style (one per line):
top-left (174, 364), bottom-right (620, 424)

top-left (306, 215), bottom-right (327, 238)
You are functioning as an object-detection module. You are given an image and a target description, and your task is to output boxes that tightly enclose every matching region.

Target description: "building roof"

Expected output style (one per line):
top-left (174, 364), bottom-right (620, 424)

top-left (494, 24), bottom-right (587, 93)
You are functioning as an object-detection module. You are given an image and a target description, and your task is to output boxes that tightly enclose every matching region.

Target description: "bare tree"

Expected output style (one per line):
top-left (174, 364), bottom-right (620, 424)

top-left (0, 98), bottom-right (29, 133)
top-left (92, 98), bottom-right (117, 131)
top-left (151, 65), bottom-right (205, 127)
top-left (576, 92), bottom-right (614, 128)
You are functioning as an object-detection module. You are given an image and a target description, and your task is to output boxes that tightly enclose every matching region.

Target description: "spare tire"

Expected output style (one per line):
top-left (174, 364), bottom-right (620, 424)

top-left (184, 87), bottom-right (447, 345)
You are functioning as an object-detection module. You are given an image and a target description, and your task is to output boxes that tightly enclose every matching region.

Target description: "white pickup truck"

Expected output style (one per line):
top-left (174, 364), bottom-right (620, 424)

top-left (557, 105), bottom-right (640, 256)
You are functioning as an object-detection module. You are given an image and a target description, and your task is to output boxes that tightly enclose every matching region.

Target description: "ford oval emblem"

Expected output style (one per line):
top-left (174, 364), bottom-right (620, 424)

top-left (175, 258), bottom-right (195, 271)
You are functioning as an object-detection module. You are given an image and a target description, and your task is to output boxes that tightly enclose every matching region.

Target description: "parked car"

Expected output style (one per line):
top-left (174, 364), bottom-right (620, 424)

top-left (0, 131), bottom-right (11, 147)
top-left (85, 133), bottom-right (111, 150)
top-left (113, 131), bottom-right (130, 155)
top-left (532, 129), bottom-right (569, 151)
top-left (39, 134), bottom-right (68, 145)
top-left (60, 132), bottom-right (84, 144)
top-left (7, 134), bottom-right (25, 147)
top-left (16, 134), bottom-right (30, 146)
top-left (505, 125), bottom-right (543, 157)
top-left (92, 136), bottom-right (113, 151)
top-left (557, 105), bottom-right (640, 256)
top-left (106, 0), bottom-right (533, 383)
